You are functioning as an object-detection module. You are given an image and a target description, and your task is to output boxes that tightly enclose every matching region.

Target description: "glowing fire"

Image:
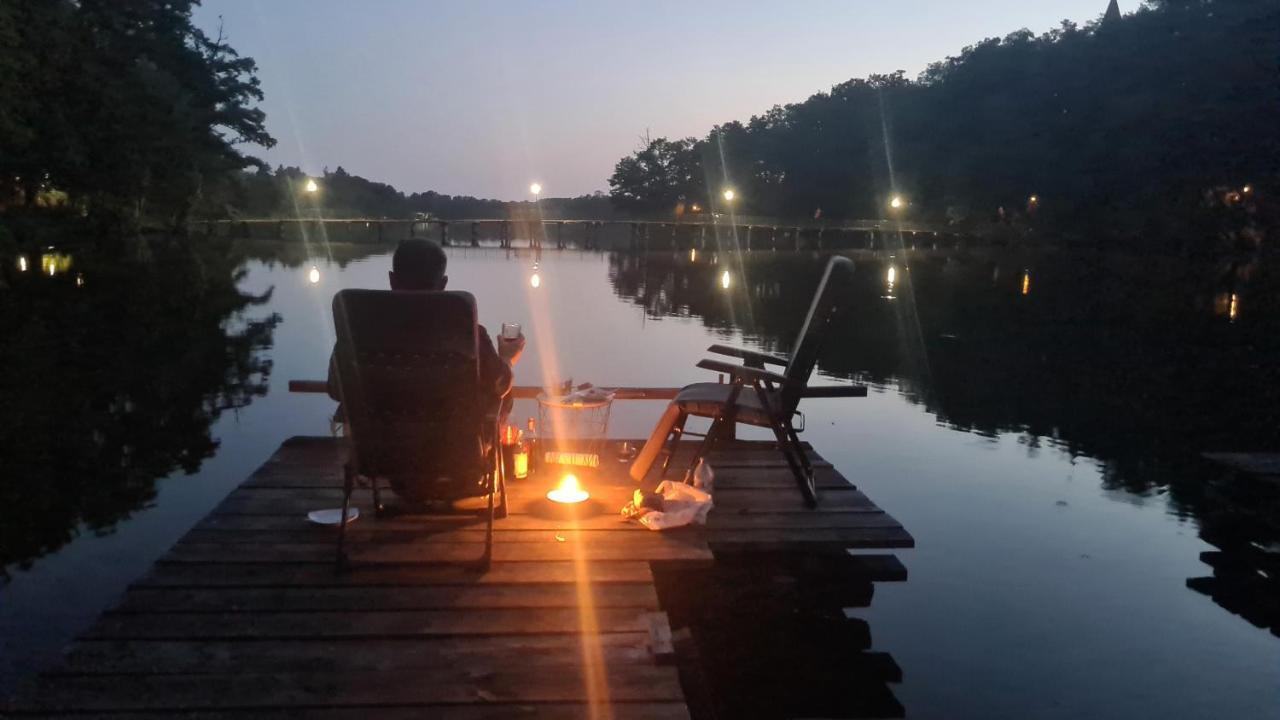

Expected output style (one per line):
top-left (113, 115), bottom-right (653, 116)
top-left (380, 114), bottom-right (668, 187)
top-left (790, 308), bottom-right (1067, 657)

top-left (547, 474), bottom-right (589, 504)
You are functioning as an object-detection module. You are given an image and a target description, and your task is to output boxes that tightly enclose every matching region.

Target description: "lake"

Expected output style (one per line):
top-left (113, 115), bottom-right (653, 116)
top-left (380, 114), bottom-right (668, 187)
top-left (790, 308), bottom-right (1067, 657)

top-left (2, 237), bottom-right (1277, 718)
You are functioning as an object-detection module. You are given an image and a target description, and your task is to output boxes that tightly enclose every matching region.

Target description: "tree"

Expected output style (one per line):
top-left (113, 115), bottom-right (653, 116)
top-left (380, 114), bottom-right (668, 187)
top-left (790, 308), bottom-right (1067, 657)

top-left (0, 0), bottom-right (275, 227)
top-left (608, 136), bottom-right (705, 216)
top-left (606, 0), bottom-right (1280, 241)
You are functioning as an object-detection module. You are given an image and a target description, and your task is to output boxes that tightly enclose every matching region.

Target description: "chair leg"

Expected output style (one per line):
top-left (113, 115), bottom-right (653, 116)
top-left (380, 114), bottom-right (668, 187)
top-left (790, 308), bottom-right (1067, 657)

top-left (481, 469), bottom-right (495, 571)
top-left (684, 383), bottom-right (744, 482)
top-left (336, 462), bottom-right (354, 572)
top-left (369, 470), bottom-right (383, 517)
top-left (754, 384), bottom-right (818, 507)
top-left (658, 412), bottom-right (689, 478)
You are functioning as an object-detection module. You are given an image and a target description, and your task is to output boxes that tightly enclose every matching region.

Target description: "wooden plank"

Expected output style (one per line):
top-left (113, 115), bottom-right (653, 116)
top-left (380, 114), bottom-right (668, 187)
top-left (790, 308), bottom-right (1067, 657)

top-left (211, 485), bottom-right (877, 516)
top-left (288, 380), bottom-right (864, 401)
top-left (11, 666), bottom-right (685, 711)
top-left (194, 511), bottom-right (648, 532)
top-left (193, 507), bottom-right (888, 533)
top-left (709, 466), bottom-right (850, 489)
top-left (133, 561), bottom-right (656, 588)
top-left (161, 537), bottom-right (713, 563)
top-left (180, 524), bottom-right (904, 553)
top-left (9, 707), bottom-right (691, 720)
top-left (85, 607), bottom-right (660, 640)
top-left (287, 380), bottom-right (682, 400)
top-left (645, 612), bottom-right (676, 663)
top-left (113, 583), bottom-right (660, 613)
top-left (710, 487), bottom-right (883, 512)
top-left (52, 633), bottom-right (655, 675)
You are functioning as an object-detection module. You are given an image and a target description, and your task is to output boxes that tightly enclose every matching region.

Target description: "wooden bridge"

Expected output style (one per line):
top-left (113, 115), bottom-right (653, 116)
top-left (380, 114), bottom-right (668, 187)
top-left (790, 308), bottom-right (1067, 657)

top-left (203, 216), bottom-right (978, 253)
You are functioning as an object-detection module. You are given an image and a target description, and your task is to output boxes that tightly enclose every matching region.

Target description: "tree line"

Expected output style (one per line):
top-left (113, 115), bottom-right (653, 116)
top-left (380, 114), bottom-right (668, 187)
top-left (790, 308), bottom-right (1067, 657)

top-left (223, 165), bottom-right (617, 221)
top-left (608, 0), bottom-right (1279, 242)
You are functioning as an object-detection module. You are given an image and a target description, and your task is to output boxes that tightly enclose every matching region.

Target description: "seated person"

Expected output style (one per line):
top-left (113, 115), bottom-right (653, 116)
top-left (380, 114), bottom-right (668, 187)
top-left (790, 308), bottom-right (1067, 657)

top-left (327, 238), bottom-right (524, 424)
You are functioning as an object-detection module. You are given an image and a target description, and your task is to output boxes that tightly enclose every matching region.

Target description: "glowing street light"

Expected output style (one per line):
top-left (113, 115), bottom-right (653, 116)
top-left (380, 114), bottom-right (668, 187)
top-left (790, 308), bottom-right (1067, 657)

top-left (886, 265), bottom-right (897, 285)
top-left (1029, 195), bottom-right (1040, 205)
top-left (722, 188), bottom-right (736, 202)
top-left (889, 195), bottom-right (905, 211)
top-left (530, 272), bottom-right (541, 289)
top-left (720, 269), bottom-right (732, 289)
top-left (1242, 185), bottom-right (1253, 195)
top-left (304, 178), bottom-right (318, 193)
top-left (17, 255), bottom-right (28, 272)
top-left (529, 182), bottom-right (543, 197)
top-left (308, 265), bottom-right (321, 284)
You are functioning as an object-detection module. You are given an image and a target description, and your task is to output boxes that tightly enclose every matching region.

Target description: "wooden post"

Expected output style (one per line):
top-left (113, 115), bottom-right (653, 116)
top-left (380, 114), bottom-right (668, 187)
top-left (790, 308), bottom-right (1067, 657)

top-left (556, 221), bottom-right (565, 250)
top-left (471, 221), bottom-right (480, 247)
top-left (439, 221), bottom-right (450, 247)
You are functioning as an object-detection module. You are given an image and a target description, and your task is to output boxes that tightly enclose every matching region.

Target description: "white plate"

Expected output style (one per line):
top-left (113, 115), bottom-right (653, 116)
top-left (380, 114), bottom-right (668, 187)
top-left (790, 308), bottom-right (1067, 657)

top-left (307, 507), bottom-right (360, 525)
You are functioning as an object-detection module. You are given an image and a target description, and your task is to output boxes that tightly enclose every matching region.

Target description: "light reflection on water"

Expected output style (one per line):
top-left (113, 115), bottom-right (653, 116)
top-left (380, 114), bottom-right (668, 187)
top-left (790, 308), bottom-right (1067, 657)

top-left (1, 242), bottom-right (1277, 717)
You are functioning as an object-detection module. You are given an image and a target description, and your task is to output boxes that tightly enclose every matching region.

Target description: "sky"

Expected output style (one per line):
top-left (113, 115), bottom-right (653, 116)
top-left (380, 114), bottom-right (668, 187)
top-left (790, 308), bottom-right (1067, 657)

top-left (194, 0), bottom-right (1117, 200)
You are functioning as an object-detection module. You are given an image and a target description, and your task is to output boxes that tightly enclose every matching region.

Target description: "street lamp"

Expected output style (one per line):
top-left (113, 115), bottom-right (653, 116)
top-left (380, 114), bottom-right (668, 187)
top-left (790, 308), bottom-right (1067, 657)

top-left (529, 182), bottom-right (542, 197)
top-left (889, 195), bottom-right (905, 211)
top-left (305, 178), bottom-right (318, 193)
top-left (722, 188), bottom-right (736, 202)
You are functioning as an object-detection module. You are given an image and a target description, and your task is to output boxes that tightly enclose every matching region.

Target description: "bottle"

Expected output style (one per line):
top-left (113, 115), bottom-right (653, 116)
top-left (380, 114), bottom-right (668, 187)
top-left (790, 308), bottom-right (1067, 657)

top-left (526, 417), bottom-right (539, 475)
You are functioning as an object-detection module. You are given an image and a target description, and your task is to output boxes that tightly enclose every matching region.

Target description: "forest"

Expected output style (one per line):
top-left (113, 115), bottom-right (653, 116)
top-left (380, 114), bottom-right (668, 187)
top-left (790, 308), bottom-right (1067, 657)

top-left (2, 0), bottom-right (1275, 242)
top-left (608, 0), bottom-right (1278, 241)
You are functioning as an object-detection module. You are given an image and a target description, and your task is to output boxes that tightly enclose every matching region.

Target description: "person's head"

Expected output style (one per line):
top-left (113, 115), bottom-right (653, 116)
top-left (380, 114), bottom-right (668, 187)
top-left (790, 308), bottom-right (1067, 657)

top-left (389, 239), bottom-right (448, 291)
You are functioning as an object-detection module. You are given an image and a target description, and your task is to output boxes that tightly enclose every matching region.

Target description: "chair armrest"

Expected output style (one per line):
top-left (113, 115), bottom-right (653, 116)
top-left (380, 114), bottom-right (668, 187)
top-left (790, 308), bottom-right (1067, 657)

top-left (706, 344), bottom-right (789, 367)
top-left (696, 358), bottom-right (796, 387)
top-left (801, 385), bottom-right (869, 398)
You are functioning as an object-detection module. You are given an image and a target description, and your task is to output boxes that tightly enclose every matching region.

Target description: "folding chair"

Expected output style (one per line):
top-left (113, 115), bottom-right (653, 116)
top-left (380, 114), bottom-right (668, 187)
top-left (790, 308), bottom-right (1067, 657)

top-left (331, 289), bottom-right (507, 570)
top-left (630, 256), bottom-right (856, 506)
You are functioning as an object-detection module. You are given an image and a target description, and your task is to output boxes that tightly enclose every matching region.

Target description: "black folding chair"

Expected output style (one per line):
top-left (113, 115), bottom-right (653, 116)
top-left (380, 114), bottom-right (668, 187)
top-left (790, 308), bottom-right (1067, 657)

top-left (629, 256), bottom-right (856, 506)
top-left (331, 289), bottom-right (506, 571)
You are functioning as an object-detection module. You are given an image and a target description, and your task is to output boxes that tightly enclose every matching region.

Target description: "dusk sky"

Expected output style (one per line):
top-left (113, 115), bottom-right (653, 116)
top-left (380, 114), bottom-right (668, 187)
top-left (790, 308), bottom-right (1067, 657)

top-left (194, 1), bottom-right (1116, 200)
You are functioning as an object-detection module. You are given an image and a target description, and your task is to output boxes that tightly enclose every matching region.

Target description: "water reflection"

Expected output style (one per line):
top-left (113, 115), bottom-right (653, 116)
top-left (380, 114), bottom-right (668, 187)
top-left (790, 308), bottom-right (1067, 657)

top-left (609, 248), bottom-right (1280, 632)
top-left (0, 239), bottom-right (280, 573)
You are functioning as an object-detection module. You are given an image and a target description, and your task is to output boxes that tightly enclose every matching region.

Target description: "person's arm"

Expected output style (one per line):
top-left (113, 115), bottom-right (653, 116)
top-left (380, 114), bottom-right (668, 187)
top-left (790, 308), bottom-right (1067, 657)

top-left (478, 327), bottom-right (514, 400)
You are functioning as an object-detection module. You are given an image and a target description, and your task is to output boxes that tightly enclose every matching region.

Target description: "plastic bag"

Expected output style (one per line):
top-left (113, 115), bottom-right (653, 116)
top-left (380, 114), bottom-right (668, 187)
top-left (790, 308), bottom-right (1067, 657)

top-left (634, 479), bottom-right (714, 531)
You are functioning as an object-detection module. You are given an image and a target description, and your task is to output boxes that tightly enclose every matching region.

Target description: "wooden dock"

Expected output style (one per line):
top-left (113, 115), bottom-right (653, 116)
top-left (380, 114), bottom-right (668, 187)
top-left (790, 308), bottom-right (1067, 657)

top-left (5, 437), bottom-right (912, 718)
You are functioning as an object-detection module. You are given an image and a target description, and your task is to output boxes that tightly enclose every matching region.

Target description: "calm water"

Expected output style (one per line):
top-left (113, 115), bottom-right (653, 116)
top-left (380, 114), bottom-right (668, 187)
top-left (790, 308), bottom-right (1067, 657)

top-left (2, 239), bottom-right (1278, 717)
